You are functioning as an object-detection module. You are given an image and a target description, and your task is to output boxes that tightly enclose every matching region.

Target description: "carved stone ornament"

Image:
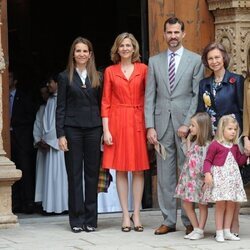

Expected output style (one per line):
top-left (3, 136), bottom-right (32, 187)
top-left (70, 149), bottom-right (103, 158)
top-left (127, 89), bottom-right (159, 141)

top-left (208, 0), bottom-right (250, 77)
top-left (0, 48), bottom-right (5, 72)
top-left (208, 0), bottom-right (250, 10)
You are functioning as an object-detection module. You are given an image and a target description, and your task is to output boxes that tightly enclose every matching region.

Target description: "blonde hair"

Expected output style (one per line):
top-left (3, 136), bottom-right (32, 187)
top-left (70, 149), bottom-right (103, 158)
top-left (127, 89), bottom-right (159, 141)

top-left (215, 115), bottom-right (240, 144)
top-left (110, 32), bottom-right (141, 64)
top-left (189, 112), bottom-right (213, 146)
top-left (66, 37), bottom-right (100, 88)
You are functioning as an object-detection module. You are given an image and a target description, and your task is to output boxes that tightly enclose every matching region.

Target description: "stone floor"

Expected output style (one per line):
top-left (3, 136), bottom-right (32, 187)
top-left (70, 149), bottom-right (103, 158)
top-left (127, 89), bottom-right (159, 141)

top-left (0, 207), bottom-right (250, 250)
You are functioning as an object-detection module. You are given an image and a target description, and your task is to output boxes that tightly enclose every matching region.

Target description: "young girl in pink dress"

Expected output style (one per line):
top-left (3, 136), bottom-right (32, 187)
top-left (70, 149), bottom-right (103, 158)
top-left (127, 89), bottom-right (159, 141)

top-left (175, 112), bottom-right (213, 240)
top-left (203, 115), bottom-right (247, 242)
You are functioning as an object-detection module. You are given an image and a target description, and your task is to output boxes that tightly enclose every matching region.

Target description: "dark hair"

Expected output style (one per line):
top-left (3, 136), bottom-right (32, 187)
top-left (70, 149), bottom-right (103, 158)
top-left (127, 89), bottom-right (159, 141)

top-left (201, 42), bottom-right (230, 69)
top-left (164, 17), bottom-right (185, 32)
top-left (47, 73), bottom-right (58, 83)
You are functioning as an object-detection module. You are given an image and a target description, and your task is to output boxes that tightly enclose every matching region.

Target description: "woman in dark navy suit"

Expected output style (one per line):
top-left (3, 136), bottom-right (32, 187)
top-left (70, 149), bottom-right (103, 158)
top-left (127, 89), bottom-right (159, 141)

top-left (56, 37), bottom-right (102, 233)
top-left (197, 42), bottom-right (245, 238)
top-left (197, 42), bottom-right (244, 133)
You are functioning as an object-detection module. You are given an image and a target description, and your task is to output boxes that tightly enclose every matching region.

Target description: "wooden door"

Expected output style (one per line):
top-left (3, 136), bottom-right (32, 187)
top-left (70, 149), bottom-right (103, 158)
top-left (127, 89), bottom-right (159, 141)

top-left (148, 0), bottom-right (215, 56)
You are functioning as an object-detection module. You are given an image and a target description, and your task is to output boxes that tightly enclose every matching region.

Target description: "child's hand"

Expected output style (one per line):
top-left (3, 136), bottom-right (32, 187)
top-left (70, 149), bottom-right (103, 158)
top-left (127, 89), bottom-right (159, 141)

top-left (203, 172), bottom-right (213, 190)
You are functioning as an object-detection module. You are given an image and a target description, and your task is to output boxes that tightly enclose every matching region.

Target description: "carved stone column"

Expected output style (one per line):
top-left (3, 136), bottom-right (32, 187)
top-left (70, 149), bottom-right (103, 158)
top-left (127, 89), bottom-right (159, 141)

top-left (0, 1), bottom-right (22, 229)
top-left (207, 0), bottom-right (250, 77)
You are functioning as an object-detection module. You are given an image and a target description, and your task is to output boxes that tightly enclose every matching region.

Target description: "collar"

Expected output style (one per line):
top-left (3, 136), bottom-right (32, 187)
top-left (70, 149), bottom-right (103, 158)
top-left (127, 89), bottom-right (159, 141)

top-left (76, 68), bottom-right (87, 81)
top-left (168, 46), bottom-right (184, 57)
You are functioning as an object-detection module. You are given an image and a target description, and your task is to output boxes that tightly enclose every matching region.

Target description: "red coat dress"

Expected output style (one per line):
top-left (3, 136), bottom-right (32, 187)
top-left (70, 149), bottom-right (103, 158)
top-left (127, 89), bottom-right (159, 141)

top-left (101, 63), bottom-right (149, 171)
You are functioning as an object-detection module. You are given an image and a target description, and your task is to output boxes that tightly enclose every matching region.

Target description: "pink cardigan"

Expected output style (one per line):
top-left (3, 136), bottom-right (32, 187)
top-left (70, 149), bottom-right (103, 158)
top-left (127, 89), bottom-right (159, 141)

top-left (203, 140), bottom-right (247, 173)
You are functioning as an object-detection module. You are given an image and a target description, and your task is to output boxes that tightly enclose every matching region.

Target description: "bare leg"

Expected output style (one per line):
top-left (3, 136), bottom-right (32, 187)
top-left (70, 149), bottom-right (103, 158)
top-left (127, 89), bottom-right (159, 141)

top-left (132, 171), bottom-right (144, 226)
top-left (231, 203), bottom-right (240, 234)
top-left (116, 171), bottom-right (130, 227)
top-left (223, 201), bottom-right (236, 229)
top-left (215, 201), bottom-right (226, 230)
top-left (182, 201), bottom-right (198, 228)
top-left (198, 203), bottom-right (208, 229)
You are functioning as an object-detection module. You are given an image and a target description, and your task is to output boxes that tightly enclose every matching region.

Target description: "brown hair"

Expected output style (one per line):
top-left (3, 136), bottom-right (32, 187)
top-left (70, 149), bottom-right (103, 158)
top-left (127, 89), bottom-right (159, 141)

top-left (164, 16), bottom-right (185, 32)
top-left (110, 32), bottom-right (141, 64)
top-left (202, 42), bottom-right (230, 69)
top-left (190, 112), bottom-right (213, 146)
top-left (66, 37), bottom-right (100, 88)
top-left (215, 115), bottom-right (240, 144)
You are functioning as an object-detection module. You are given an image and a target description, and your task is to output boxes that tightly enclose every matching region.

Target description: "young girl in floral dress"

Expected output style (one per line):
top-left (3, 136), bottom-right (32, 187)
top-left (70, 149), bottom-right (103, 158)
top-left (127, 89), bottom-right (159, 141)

top-left (175, 112), bottom-right (212, 240)
top-left (203, 115), bottom-right (247, 242)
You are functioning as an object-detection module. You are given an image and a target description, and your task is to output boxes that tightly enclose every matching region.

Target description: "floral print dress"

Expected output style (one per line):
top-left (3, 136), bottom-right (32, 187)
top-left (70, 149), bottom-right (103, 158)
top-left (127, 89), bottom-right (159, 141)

top-left (175, 142), bottom-right (209, 204)
top-left (203, 143), bottom-right (247, 203)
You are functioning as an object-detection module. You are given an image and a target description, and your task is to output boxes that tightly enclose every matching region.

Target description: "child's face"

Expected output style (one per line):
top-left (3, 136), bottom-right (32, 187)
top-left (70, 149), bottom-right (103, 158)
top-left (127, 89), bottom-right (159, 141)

top-left (223, 122), bottom-right (237, 142)
top-left (189, 119), bottom-right (199, 136)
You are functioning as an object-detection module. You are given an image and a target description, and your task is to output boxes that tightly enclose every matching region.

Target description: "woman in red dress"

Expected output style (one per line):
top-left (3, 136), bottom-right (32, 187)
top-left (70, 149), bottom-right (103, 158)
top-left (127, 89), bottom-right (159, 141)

top-left (102, 32), bottom-right (149, 232)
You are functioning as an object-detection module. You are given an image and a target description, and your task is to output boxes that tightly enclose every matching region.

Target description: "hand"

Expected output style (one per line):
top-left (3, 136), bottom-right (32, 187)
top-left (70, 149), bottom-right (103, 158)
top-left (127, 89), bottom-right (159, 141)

top-left (244, 137), bottom-right (250, 156)
top-left (58, 136), bottom-right (69, 152)
top-left (147, 128), bottom-right (158, 145)
top-left (104, 130), bottom-right (113, 146)
top-left (177, 125), bottom-right (189, 138)
top-left (203, 172), bottom-right (213, 190)
top-left (38, 140), bottom-right (50, 151)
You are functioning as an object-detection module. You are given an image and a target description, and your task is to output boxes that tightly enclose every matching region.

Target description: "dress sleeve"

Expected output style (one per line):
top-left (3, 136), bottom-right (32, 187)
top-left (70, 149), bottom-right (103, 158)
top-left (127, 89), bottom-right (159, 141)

top-left (203, 141), bottom-right (216, 173)
top-left (101, 67), bottom-right (112, 118)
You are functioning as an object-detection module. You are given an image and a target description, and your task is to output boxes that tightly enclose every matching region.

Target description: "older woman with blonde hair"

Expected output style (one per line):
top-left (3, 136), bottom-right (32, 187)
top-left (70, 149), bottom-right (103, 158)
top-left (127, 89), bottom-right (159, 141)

top-left (101, 32), bottom-right (149, 232)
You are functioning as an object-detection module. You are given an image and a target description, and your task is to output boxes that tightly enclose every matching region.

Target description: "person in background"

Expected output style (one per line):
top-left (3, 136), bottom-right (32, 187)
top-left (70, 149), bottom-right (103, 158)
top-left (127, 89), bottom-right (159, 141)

top-left (34, 84), bottom-right (50, 209)
top-left (35, 74), bottom-right (68, 213)
top-left (145, 16), bottom-right (204, 235)
top-left (175, 112), bottom-right (212, 240)
top-left (102, 32), bottom-right (149, 232)
top-left (56, 37), bottom-right (102, 233)
top-left (9, 71), bottom-right (37, 214)
top-left (196, 42), bottom-right (245, 239)
top-left (203, 115), bottom-right (247, 242)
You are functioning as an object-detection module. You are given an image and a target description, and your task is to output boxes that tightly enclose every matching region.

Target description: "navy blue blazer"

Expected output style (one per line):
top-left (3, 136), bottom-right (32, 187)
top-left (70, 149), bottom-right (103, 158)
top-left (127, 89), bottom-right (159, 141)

top-left (56, 70), bottom-right (102, 138)
top-left (197, 70), bottom-right (245, 131)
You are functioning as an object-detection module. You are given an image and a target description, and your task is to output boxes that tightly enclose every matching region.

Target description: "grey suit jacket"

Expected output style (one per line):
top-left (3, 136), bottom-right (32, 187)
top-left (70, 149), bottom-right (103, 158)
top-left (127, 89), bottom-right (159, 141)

top-left (145, 48), bottom-right (204, 140)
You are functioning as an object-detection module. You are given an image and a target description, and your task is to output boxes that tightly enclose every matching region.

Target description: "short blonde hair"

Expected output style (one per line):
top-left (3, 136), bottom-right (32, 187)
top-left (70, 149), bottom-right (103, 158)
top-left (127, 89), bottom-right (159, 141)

top-left (215, 115), bottom-right (240, 144)
top-left (110, 32), bottom-right (141, 64)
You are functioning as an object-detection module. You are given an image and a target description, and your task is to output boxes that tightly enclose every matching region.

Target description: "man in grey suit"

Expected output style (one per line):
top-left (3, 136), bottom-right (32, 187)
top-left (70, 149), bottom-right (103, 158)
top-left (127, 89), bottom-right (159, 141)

top-left (145, 17), bottom-right (204, 235)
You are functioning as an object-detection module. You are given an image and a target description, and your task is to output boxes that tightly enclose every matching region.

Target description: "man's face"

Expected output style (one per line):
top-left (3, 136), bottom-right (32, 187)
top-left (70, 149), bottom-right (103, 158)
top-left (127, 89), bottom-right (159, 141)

top-left (164, 23), bottom-right (185, 51)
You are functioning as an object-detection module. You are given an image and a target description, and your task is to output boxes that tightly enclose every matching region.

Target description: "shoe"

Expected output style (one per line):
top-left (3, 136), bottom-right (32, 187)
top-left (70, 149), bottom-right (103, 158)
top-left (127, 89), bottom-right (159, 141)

top-left (224, 232), bottom-right (240, 241)
top-left (184, 231), bottom-right (195, 239)
top-left (71, 227), bottom-right (84, 233)
top-left (121, 226), bottom-right (131, 232)
top-left (215, 234), bottom-right (225, 242)
top-left (185, 225), bottom-right (194, 235)
top-left (84, 225), bottom-right (96, 232)
top-left (130, 214), bottom-right (144, 232)
top-left (233, 233), bottom-right (239, 238)
top-left (189, 231), bottom-right (204, 240)
top-left (154, 225), bottom-right (176, 235)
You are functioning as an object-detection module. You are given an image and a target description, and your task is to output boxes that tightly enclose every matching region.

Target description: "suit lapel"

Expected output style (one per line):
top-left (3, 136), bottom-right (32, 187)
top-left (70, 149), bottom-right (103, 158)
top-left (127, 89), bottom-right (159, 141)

top-left (172, 49), bottom-right (190, 91)
top-left (157, 51), bottom-right (171, 93)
